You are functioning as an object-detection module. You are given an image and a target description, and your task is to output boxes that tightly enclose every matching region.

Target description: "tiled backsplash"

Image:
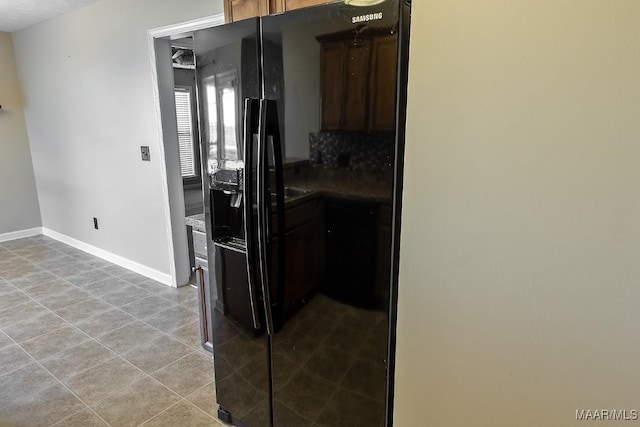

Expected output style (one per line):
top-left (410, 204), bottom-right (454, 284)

top-left (309, 132), bottom-right (395, 173)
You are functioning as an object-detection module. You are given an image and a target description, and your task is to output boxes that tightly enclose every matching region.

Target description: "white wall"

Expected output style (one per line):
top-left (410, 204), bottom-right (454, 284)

top-left (0, 31), bottom-right (41, 237)
top-left (395, 1), bottom-right (640, 426)
top-left (12, 0), bottom-right (221, 278)
top-left (281, 21), bottom-right (321, 161)
top-left (154, 37), bottom-right (190, 286)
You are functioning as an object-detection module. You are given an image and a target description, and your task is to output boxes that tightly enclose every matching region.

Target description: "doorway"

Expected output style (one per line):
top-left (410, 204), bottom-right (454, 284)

top-left (147, 15), bottom-right (224, 288)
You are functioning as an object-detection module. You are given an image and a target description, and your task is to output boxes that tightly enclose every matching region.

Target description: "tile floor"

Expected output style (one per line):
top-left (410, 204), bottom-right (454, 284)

top-left (0, 235), bottom-right (225, 427)
top-left (211, 288), bottom-right (389, 426)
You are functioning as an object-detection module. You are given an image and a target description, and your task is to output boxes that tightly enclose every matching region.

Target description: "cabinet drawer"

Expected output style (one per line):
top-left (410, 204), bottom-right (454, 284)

top-left (272, 198), bottom-right (323, 235)
top-left (192, 230), bottom-right (208, 260)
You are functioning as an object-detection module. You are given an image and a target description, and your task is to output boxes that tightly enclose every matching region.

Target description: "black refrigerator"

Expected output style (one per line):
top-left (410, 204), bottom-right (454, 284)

top-left (194, 1), bottom-right (411, 425)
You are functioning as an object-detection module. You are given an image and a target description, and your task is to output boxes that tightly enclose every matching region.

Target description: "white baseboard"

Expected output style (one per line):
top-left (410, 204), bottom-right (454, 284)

top-left (42, 228), bottom-right (173, 287)
top-left (0, 227), bottom-right (43, 243)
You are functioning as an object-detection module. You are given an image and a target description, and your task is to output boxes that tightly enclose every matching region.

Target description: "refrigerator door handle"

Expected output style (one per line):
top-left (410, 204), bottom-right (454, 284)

top-left (242, 98), bottom-right (261, 330)
top-left (268, 101), bottom-right (286, 335)
top-left (256, 99), bottom-right (275, 336)
top-left (256, 98), bottom-right (286, 336)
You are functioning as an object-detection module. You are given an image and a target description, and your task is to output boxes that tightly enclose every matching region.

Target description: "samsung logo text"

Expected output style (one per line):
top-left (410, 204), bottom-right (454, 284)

top-left (352, 13), bottom-right (383, 24)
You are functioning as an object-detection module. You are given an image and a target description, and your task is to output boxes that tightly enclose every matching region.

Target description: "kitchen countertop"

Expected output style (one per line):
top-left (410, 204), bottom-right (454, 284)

top-left (186, 168), bottom-right (392, 229)
top-left (185, 213), bottom-right (206, 232)
top-left (286, 168), bottom-right (393, 204)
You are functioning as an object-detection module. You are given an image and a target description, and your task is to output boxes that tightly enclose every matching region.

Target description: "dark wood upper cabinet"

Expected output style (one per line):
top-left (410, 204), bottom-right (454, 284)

top-left (224, 0), bottom-right (333, 22)
top-left (369, 34), bottom-right (398, 131)
top-left (224, 0), bottom-right (270, 22)
top-left (343, 40), bottom-right (372, 131)
top-left (285, 0), bottom-right (332, 10)
top-left (320, 41), bottom-right (347, 130)
top-left (317, 29), bottom-right (398, 132)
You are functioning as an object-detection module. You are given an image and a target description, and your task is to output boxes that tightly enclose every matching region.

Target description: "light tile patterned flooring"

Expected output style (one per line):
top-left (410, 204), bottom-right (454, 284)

top-left (0, 235), bottom-right (225, 427)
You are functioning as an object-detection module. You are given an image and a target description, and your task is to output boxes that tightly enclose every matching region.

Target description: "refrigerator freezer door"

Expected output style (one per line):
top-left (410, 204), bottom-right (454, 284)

top-left (194, 18), bottom-right (271, 427)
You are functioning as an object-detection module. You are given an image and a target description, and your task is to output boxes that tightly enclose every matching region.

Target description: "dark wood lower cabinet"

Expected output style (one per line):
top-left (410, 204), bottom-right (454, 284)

top-left (198, 195), bottom-right (390, 340)
top-left (374, 205), bottom-right (393, 307)
top-left (324, 199), bottom-right (392, 309)
top-left (324, 199), bottom-right (377, 307)
top-left (273, 197), bottom-right (325, 320)
top-left (195, 256), bottom-right (214, 352)
top-left (191, 229), bottom-right (215, 352)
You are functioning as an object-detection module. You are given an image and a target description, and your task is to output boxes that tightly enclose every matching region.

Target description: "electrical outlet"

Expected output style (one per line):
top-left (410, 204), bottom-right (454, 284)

top-left (93, 217), bottom-right (99, 229)
top-left (141, 146), bottom-right (150, 161)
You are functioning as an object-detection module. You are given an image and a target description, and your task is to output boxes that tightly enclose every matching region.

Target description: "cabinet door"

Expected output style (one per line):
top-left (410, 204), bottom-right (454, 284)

top-left (195, 257), bottom-right (213, 352)
top-left (285, 0), bottom-right (331, 11)
top-left (374, 205), bottom-right (392, 309)
top-left (343, 40), bottom-right (371, 131)
top-left (296, 213), bottom-right (325, 301)
top-left (276, 200), bottom-right (325, 318)
top-left (369, 34), bottom-right (398, 131)
top-left (225, 0), bottom-right (328, 21)
top-left (320, 42), bottom-right (346, 130)
top-left (283, 218), bottom-right (324, 311)
top-left (324, 200), bottom-right (377, 307)
top-left (225, 0), bottom-right (269, 22)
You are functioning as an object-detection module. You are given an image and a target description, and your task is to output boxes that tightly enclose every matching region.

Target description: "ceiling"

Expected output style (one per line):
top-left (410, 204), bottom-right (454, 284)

top-left (0, 0), bottom-right (99, 32)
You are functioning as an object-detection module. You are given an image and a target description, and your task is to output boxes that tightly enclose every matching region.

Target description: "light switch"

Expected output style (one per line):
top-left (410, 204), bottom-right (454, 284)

top-left (141, 146), bottom-right (150, 161)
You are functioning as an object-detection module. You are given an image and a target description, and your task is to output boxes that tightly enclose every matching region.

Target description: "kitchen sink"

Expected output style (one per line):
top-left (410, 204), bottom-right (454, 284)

top-left (270, 186), bottom-right (313, 204)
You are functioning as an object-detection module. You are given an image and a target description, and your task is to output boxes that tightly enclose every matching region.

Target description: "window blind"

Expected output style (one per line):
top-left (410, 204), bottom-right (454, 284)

top-left (174, 89), bottom-right (196, 177)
